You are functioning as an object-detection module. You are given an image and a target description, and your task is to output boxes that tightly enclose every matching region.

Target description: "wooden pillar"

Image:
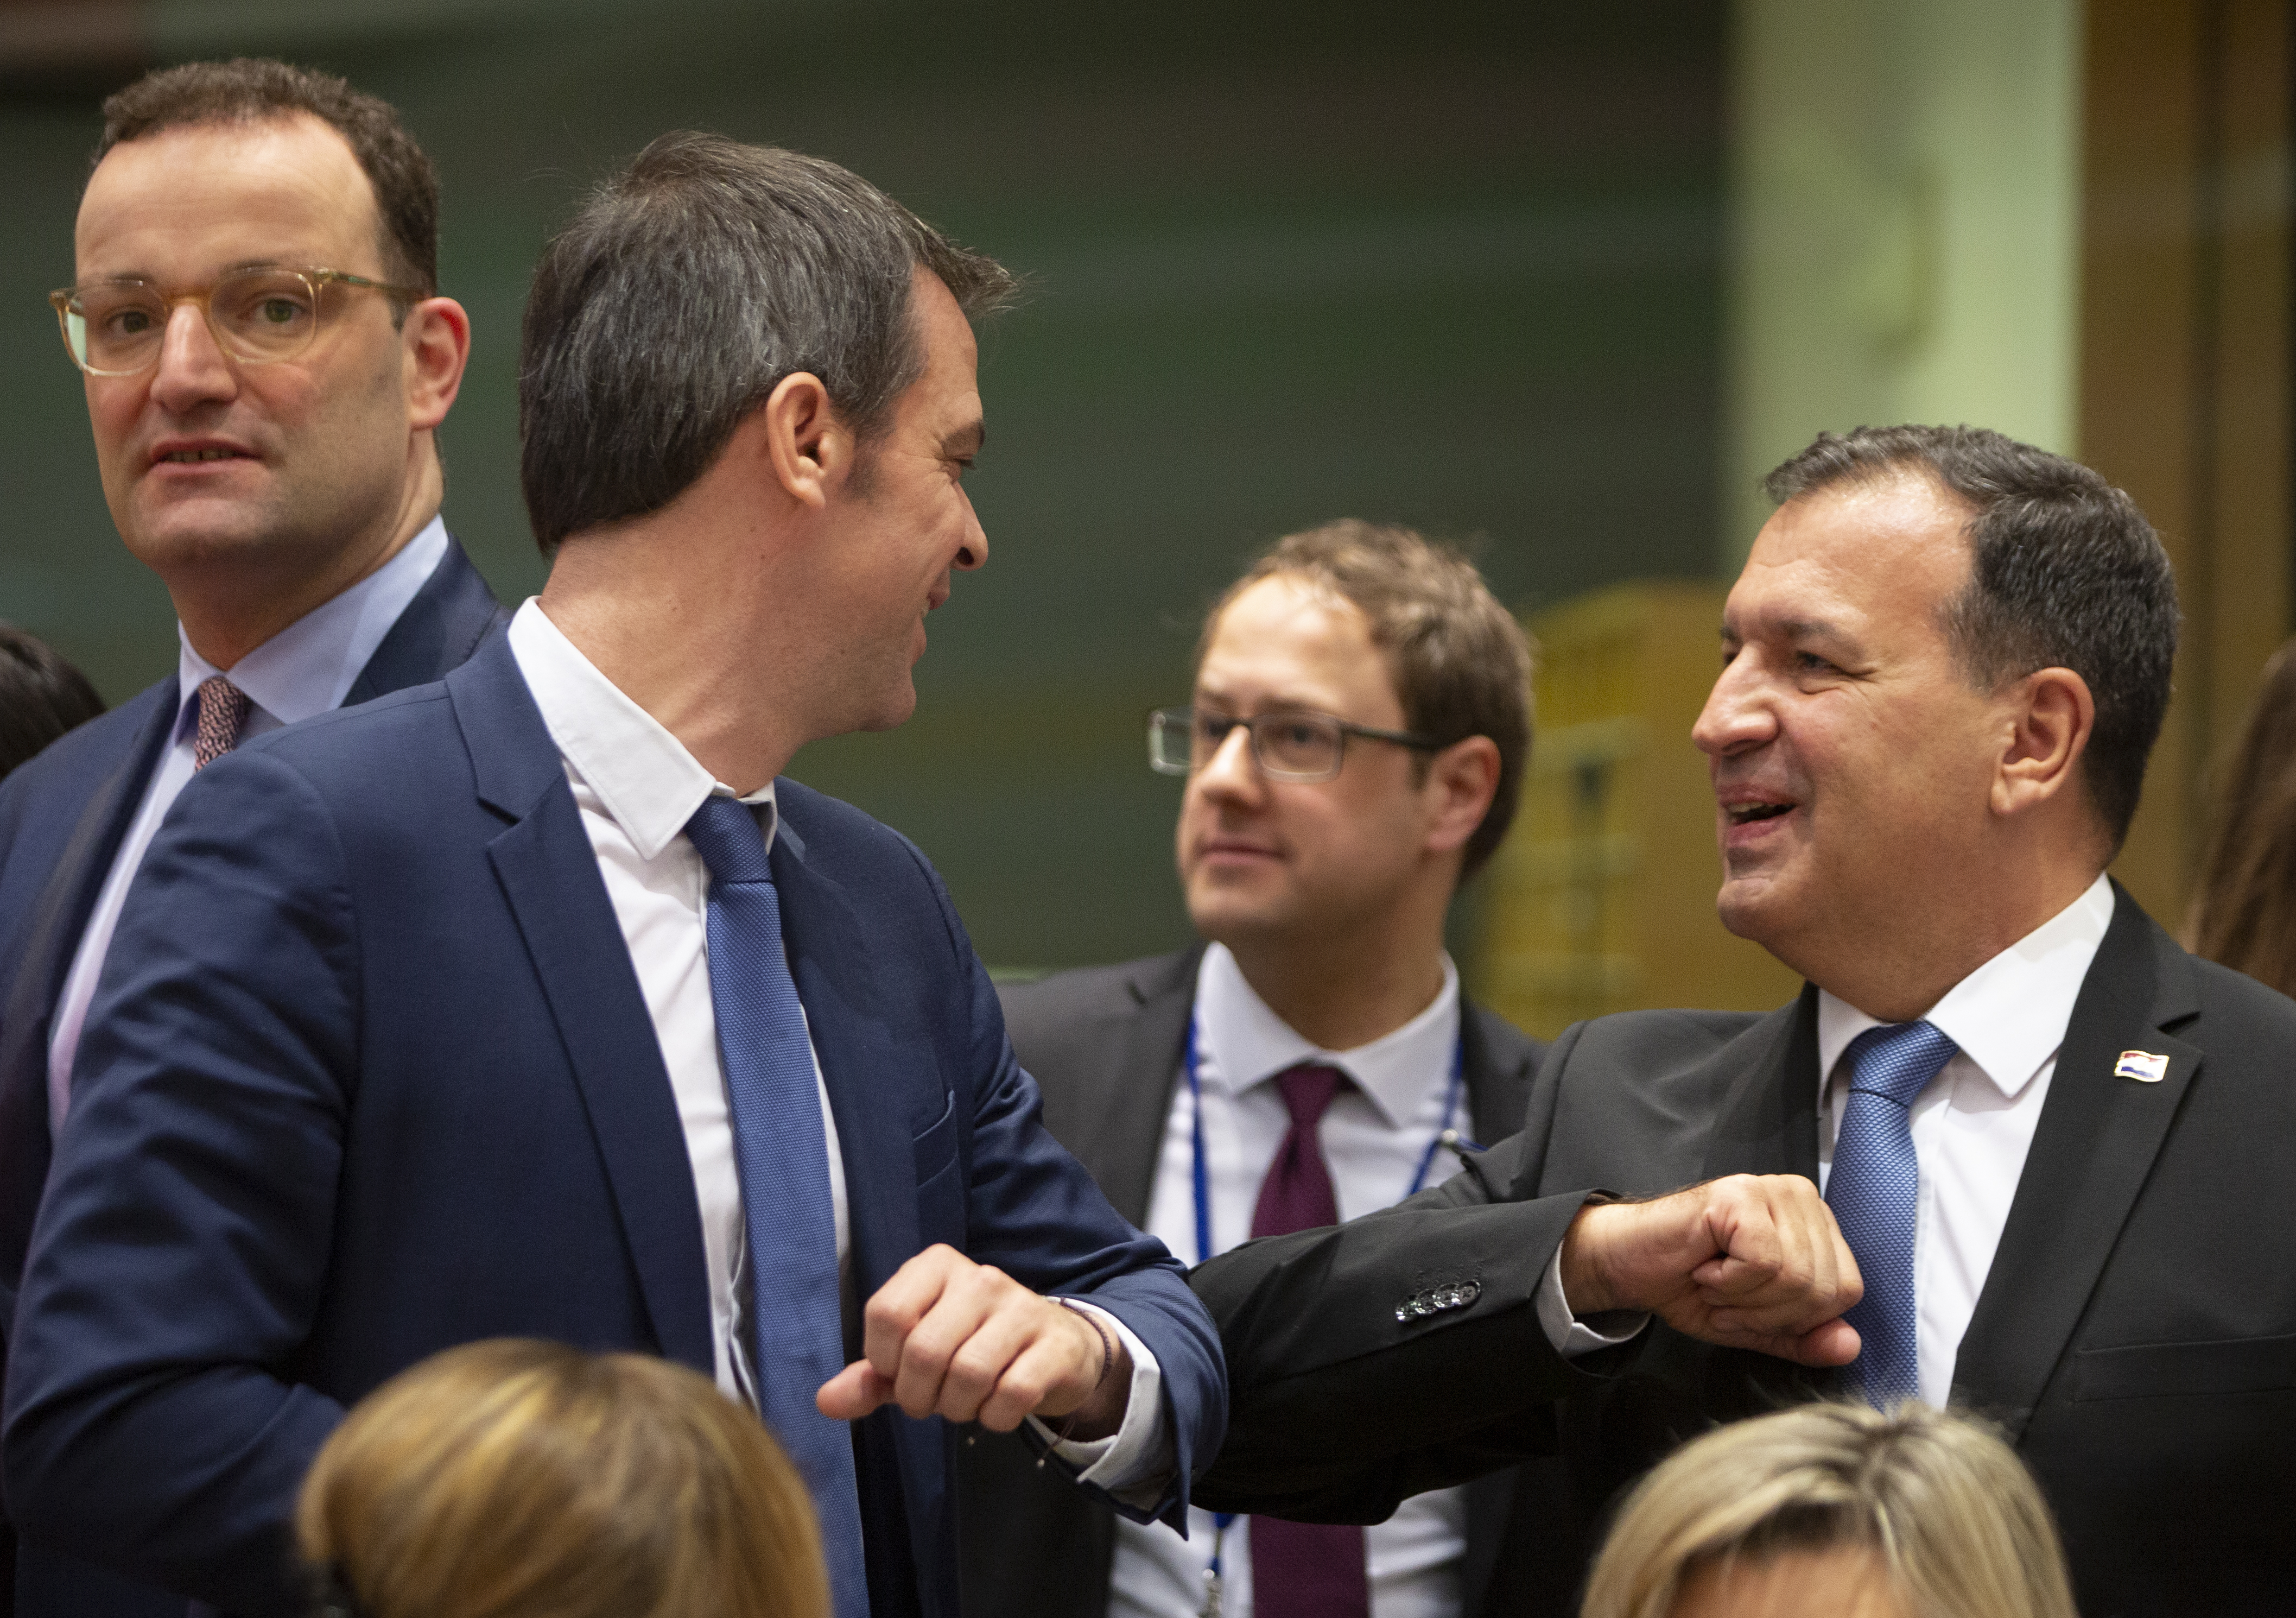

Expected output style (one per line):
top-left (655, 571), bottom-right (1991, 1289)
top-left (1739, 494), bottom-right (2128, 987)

top-left (2085, 0), bottom-right (2293, 925)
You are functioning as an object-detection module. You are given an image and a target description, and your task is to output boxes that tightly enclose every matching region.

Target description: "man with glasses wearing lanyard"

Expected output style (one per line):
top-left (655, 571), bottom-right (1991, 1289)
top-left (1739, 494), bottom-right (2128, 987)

top-left (0, 60), bottom-right (499, 1618)
top-left (960, 521), bottom-right (1553, 1618)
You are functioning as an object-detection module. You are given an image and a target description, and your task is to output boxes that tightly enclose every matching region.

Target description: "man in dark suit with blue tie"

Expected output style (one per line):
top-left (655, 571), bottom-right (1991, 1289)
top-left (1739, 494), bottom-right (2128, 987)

top-left (0, 60), bottom-right (500, 1617)
top-left (1189, 427), bottom-right (2296, 1616)
top-left (3, 132), bottom-right (1224, 1618)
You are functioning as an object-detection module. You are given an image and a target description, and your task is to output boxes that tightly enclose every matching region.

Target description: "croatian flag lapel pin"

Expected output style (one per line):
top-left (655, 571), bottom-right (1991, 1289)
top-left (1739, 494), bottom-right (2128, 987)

top-left (2114, 1050), bottom-right (2170, 1083)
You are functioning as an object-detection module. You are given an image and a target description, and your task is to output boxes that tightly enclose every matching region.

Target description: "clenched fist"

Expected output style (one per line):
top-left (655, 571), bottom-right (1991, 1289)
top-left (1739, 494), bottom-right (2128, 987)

top-left (1558, 1175), bottom-right (1863, 1367)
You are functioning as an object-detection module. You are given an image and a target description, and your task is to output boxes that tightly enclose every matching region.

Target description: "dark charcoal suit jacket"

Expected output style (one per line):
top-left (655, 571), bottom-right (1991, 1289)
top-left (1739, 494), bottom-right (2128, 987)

top-left (1189, 886), bottom-right (2296, 1618)
top-left (957, 946), bottom-right (1545, 1618)
top-left (0, 535), bottom-right (503, 1618)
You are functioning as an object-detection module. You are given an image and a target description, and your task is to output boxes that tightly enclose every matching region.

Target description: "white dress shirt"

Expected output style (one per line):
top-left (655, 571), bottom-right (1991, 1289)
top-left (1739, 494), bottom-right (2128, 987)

top-left (47, 516), bottom-right (451, 1124)
top-left (1115, 943), bottom-right (1477, 1618)
top-left (504, 599), bottom-right (1160, 1488)
top-left (1815, 874), bottom-right (2114, 1408)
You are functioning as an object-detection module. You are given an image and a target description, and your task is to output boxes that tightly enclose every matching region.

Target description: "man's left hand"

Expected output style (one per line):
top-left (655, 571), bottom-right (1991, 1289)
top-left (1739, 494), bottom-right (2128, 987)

top-left (815, 1243), bottom-right (1132, 1439)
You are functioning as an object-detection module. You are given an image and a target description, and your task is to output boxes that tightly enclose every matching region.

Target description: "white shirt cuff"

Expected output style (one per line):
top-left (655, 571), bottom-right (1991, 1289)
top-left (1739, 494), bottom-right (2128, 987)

top-left (1025, 1300), bottom-right (1171, 1509)
top-left (1536, 1242), bottom-right (1650, 1357)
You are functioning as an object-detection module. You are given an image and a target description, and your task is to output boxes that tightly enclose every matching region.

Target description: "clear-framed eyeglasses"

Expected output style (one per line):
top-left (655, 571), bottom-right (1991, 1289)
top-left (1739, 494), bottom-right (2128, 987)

top-left (47, 266), bottom-right (426, 377)
top-left (1147, 705), bottom-right (1441, 784)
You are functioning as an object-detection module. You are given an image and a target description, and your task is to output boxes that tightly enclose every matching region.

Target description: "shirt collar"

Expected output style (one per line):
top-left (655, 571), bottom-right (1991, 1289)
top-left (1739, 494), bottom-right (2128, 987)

top-left (173, 515), bottom-right (450, 737)
top-left (1193, 940), bottom-right (1461, 1129)
top-left (1816, 873), bottom-right (2115, 1104)
top-left (504, 597), bottom-right (776, 858)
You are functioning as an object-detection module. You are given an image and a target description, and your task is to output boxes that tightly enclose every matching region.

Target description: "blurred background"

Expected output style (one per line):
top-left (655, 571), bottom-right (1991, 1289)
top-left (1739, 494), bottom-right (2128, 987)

top-left (2, 0), bottom-right (2287, 1034)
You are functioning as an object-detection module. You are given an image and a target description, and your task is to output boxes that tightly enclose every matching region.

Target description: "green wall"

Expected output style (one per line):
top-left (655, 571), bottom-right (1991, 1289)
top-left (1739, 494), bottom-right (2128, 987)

top-left (0, 0), bottom-right (1726, 969)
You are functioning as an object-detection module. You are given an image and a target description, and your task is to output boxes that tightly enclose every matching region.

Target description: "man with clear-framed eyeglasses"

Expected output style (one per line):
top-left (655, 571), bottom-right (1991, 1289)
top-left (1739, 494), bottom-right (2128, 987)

top-left (959, 519), bottom-right (1552, 1618)
top-left (0, 59), bottom-right (500, 1618)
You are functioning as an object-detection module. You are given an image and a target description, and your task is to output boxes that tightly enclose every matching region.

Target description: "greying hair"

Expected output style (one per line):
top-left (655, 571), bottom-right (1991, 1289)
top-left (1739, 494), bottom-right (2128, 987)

top-left (1201, 520), bottom-right (1534, 881)
top-left (1764, 424), bottom-right (2177, 852)
top-left (1580, 1402), bottom-right (2077, 1618)
top-left (519, 131), bottom-right (1015, 554)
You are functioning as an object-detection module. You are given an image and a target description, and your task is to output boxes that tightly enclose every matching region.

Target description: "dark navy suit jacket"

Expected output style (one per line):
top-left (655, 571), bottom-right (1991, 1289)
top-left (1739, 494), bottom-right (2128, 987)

top-left (2, 631), bottom-right (1225, 1618)
top-left (0, 536), bottom-right (501, 1617)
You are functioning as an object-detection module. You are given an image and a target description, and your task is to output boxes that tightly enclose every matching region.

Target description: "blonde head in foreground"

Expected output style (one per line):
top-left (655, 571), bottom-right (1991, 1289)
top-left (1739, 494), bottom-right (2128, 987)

top-left (297, 1338), bottom-right (829, 1618)
top-left (1579, 1402), bottom-right (2077, 1618)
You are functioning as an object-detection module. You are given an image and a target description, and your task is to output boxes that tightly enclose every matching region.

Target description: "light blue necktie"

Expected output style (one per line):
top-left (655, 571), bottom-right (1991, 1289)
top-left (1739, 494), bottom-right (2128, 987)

top-left (1825, 1019), bottom-right (1957, 1408)
top-left (685, 794), bottom-right (870, 1618)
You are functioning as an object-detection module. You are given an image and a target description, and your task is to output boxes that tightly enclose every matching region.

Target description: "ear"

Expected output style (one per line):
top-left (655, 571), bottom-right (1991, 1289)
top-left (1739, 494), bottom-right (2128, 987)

top-left (402, 295), bottom-right (471, 431)
top-left (1993, 666), bottom-right (2095, 820)
top-left (759, 371), bottom-right (860, 510)
top-left (1422, 734), bottom-right (1501, 857)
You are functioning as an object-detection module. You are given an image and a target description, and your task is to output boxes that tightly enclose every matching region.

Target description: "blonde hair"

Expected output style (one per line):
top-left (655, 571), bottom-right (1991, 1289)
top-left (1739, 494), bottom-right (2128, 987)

top-left (1579, 1403), bottom-right (2077, 1618)
top-left (297, 1338), bottom-right (829, 1618)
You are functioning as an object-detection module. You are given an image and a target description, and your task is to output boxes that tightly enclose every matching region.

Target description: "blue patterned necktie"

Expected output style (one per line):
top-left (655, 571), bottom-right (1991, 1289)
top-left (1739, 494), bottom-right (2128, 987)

top-left (1825, 1019), bottom-right (1958, 1408)
top-left (684, 794), bottom-right (870, 1618)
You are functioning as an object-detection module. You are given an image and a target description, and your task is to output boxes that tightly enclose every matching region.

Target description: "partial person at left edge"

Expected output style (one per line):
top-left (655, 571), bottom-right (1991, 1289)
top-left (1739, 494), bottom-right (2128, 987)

top-left (0, 628), bottom-right (105, 785)
top-left (0, 58), bottom-right (499, 1618)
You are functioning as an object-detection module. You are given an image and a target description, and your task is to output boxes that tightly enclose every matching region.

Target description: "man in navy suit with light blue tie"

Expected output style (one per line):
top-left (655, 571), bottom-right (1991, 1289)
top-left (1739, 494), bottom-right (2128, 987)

top-left (0, 60), bottom-right (501, 1618)
top-left (4, 132), bottom-right (1224, 1618)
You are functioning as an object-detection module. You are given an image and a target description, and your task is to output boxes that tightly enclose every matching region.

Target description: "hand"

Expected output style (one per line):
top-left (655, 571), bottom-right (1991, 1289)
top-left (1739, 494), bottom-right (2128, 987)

top-left (815, 1244), bottom-right (1133, 1438)
top-left (1558, 1175), bottom-right (1863, 1367)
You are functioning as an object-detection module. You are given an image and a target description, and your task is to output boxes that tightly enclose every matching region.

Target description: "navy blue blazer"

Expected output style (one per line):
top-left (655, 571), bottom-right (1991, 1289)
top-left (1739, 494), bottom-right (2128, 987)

top-left (0, 536), bottom-right (502, 1618)
top-left (2, 630), bottom-right (1224, 1618)
top-left (0, 534), bottom-right (504, 1316)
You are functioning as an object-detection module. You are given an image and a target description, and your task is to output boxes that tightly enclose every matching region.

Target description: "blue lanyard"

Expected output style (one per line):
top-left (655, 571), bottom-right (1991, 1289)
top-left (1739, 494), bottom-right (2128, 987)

top-left (1183, 1017), bottom-right (1473, 1269)
top-left (1182, 1017), bottom-right (1476, 1604)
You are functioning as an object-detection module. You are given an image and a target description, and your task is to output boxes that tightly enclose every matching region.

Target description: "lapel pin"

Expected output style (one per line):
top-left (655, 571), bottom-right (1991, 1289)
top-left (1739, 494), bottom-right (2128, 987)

top-left (2114, 1050), bottom-right (2170, 1083)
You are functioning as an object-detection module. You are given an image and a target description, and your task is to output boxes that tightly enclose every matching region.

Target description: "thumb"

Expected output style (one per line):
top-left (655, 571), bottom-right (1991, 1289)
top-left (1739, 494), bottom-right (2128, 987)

top-left (1794, 1317), bottom-right (1862, 1368)
top-left (816, 1360), bottom-right (893, 1420)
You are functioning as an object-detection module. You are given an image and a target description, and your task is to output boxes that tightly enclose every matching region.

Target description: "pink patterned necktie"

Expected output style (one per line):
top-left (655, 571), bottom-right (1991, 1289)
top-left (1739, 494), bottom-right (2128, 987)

top-left (1248, 1063), bottom-right (1371, 1618)
top-left (191, 675), bottom-right (249, 771)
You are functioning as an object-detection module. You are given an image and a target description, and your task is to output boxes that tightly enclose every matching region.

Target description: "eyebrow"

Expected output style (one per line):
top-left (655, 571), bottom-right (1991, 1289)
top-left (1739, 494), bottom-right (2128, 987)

top-left (1721, 615), bottom-right (1844, 643)
top-left (940, 420), bottom-right (985, 459)
top-left (78, 259), bottom-right (305, 287)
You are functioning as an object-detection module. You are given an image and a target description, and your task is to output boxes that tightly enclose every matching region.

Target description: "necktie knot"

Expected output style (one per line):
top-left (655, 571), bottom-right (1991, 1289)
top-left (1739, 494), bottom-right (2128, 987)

top-left (684, 794), bottom-right (772, 886)
top-left (1273, 1063), bottom-right (1349, 1134)
top-left (1842, 1020), bottom-right (1957, 1110)
top-left (191, 675), bottom-right (249, 772)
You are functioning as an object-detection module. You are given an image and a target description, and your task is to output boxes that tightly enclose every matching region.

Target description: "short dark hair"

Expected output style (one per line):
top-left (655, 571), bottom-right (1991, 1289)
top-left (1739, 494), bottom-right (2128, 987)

top-left (96, 58), bottom-right (440, 298)
top-left (519, 131), bottom-right (1016, 555)
top-left (0, 625), bottom-right (105, 781)
top-left (1764, 425), bottom-right (2178, 851)
top-left (1200, 520), bottom-right (1536, 881)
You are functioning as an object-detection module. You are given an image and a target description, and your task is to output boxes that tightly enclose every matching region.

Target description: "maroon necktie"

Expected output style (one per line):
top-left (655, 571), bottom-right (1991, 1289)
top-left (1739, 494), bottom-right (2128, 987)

top-left (1248, 1064), bottom-right (1371, 1618)
top-left (191, 675), bottom-right (249, 771)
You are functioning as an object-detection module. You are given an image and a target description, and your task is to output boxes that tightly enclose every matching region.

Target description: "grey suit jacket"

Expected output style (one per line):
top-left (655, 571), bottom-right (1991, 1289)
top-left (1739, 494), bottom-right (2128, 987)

top-left (955, 945), bottom-right (1545, 1618)
top-left (1188, 887), bottom-right (2296, 1617)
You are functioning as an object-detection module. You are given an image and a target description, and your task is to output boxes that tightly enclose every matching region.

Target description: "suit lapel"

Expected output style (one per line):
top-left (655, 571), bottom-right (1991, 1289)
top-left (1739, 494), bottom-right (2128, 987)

top-left (1951, 888), bottom-right (2199, 1439)
top-left (1459, 1000), bottom-right (1538, 1148)
top-left (0, 684), bottom-right (177, 1283)
top-left (768, 820), bottom-right (920, 1300)
top-left (1090, 949), bottom-right (1198, 1228)
top-left (454, 641), bottom-right (714, 1375)
top-left (3, 686), bottom-right (176, 1052)
top-left (1700, 984), bottom-right (1823, 1183)
top-left (1686, 988), bottom-right (1842, 1406)
top-left (344, 533), bottom-right (506, 706)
